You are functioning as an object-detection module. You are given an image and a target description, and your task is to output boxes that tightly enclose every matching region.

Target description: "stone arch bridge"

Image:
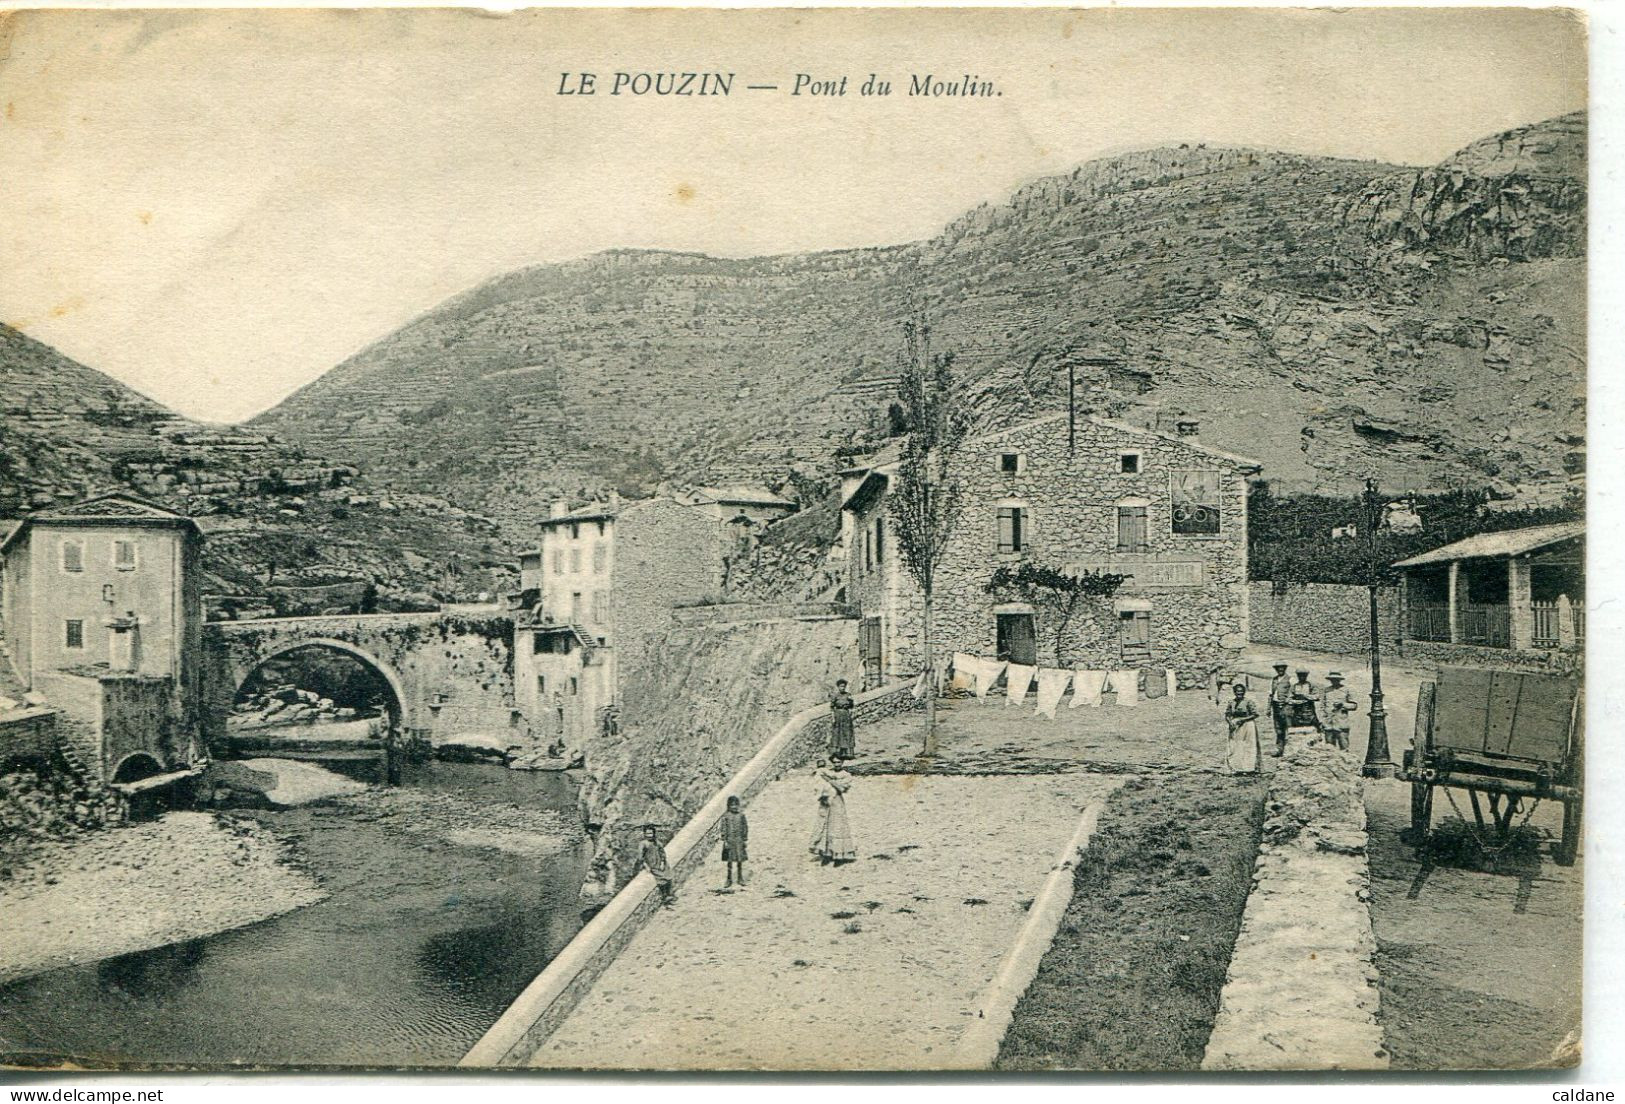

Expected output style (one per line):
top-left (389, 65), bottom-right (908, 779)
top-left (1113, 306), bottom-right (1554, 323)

top-left (201, 611), bottom-right (520, 746)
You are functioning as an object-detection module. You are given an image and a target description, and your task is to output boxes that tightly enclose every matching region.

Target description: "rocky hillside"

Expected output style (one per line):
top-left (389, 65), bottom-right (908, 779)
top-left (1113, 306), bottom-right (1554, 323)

top-left (256, 113), bottom-right (1585, 535)
top-left (0, 325), bottom-right (511, 607)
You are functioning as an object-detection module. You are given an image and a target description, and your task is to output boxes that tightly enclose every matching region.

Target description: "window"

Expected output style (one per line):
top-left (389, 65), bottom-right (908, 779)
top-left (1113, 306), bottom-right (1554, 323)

top-left (1119, 609), bottom-right (1152, 654)
top-left (863, 526), bottom-right (873, 571)
top-left (1171, 470), bottom-right (1223, 535)
top-left (996, 506), bottom-right (1027, 554)
top-left (1117, 505), bottom-right (1149, 552)
top-left (592, 543), bottom-right (607, 574)
top-left (570, 523), bottom-right (580, 540)
top-left (61, 540), bottom-right (84, 574)
top-left (536, 674), bottom-right (546, 695)
top-left (569, 548), bottom-right (581, 572)
top-left (569, 677), bottom-right (579, 696)
top-left (998, 452), bottom-right (1024, 475)
top-left (64, 619), bottom-right (84, 649)
top-left (874, 517), bottom-right (884, 565)
top-left (1119, 452), bottom-right (1141, 474)
top-left (113, 539), bottom-right (138, 571)
top-left (591, 590), bottom-right (607, 624)
top-left (552, 550), bottom-right (564, 575)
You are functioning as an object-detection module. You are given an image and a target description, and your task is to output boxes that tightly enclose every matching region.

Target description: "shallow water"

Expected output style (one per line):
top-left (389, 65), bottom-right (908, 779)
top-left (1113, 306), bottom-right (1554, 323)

top-left (0, 760), bottom-right (588, 1068)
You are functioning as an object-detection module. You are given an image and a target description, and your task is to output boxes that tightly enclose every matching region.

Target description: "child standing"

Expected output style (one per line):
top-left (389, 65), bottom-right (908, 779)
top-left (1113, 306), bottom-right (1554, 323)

top-left (720, 795), bottom-right (749, 889)
top-left (639, 824), bottom-right (676, 908)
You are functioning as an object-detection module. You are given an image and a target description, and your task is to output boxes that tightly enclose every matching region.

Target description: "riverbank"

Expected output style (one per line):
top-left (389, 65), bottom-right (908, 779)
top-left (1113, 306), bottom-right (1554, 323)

top-left (1, 759), bottom-right (589, 1068)
top-left (995, 770), bottom-right (1266, 1070)
top-left (0, 810), bottom-right (327, 986)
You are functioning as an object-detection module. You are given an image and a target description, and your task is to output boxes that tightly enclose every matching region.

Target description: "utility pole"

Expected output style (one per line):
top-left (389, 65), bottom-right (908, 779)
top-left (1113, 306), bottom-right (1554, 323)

top-left (1361, 477), bottom-right (1396, 779)
top-left (1068, 358), bottom-right (1077, 456)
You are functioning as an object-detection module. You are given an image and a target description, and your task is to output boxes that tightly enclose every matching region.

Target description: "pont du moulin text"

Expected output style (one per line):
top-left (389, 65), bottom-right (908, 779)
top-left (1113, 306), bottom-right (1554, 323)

top-left (555, 72), bottom-right (1000, 98)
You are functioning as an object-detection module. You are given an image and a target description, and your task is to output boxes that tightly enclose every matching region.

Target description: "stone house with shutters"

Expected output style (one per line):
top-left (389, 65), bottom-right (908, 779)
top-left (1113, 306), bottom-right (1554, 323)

top-left (839, 412), bottom-right (1259, 685)
top-left (0, 492), bottom-right (204, 783)
top-left (512, 495), bottom-right (726, 748)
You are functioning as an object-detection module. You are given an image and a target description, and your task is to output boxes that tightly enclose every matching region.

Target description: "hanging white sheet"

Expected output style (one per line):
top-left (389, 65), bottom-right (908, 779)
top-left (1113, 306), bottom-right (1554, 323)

top-left (1070, 668), bottom-right (1107, 708)
top-left (1004, 664), bottom-right (1036, 706)
top-left (951, 653), bottom-right (978, 693)
top-left (1108, 668), bottom-right (1140, 706)
top-left (1033, 667), bottom-right (1072, 719)
top-left (973, 658), bottom-right (1007, 700)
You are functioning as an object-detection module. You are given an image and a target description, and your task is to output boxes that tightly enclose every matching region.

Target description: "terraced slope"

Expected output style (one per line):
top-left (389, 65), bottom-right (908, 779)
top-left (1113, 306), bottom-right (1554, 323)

top-left (256, 113), bottom-right (1585, 532)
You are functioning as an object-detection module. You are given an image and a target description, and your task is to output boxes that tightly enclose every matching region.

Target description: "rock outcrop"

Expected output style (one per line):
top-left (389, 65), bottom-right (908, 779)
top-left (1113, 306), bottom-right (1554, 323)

top-left (573, 615), bottom-right (862, 888)
top-left (254, 114), bottom-right (1585, 537)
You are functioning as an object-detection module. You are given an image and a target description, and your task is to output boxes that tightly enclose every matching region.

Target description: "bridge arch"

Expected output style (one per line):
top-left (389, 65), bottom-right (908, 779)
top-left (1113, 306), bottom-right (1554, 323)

top-left (111, 751), bottom-right (165, 785)
top-left (231, 637), bottom-right (409, 731)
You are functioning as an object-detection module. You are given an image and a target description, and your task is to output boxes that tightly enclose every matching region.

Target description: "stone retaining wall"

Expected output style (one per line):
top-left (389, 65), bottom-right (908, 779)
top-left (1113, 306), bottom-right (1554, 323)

top-left (0, 708), bottom-right (59, 762)
top-left (460, 680), bottom-right (919, 1068)
top-left (1202, 732), bottom-right (1388, 1070)
top-left (669, 601), bottom-right (856, 626)
top-left (1248, 581), bottom-right (1400, 656)
top-left (1396, 637), bottom-right (1582, 675)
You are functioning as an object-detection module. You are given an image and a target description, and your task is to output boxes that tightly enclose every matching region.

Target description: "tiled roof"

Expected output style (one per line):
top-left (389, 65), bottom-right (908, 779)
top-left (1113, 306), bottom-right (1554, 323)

top-left (1393, 521), bottom-right (1585, 567)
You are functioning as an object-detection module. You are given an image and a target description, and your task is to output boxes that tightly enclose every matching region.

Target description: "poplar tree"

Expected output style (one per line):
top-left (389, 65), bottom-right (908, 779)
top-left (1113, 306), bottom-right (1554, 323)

top-left (890, 319), bottom-right (973, 757)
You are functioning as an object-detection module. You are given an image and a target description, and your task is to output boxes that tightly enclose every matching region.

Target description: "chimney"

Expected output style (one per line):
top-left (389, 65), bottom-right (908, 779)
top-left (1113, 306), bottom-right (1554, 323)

top-left (608, 490), bottom-right (621, 510)
top-left (550, 499), bottom-right (569, 519)
top-left (1175, 418), bottom-right (1200, 442)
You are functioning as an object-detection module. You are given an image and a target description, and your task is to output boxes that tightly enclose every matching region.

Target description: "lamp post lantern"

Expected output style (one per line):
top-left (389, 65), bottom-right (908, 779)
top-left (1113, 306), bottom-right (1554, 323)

top-left (1361, 477), bottom-right (1396, 779)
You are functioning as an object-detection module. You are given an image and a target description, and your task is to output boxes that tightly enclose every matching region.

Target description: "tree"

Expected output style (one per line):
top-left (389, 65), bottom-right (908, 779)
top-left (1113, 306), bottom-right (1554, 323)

top-left (984, 563), bottom-right (1127, 667)
top-left (890, 319), bottom-right (974, 757)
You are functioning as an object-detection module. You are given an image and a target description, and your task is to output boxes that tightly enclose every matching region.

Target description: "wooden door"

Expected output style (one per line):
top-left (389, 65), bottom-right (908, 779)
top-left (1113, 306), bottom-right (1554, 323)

top-left (997, 613), bottom-right (1037, 666)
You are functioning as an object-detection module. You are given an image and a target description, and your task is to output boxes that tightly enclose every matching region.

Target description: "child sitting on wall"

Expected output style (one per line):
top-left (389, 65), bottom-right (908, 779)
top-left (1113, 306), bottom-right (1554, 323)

top-left (639, 824), bottom-right (676, 908)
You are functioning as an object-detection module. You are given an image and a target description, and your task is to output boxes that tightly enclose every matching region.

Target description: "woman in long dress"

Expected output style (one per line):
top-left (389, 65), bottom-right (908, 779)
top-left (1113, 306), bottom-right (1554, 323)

top-left (817, 756), bottom-right (857, 864)
top-left (809, 759), bottom-right (832, 856)
top-left (1224, 682), bottom-right (1262, 774)
top-left (829, 681), bottom-right (856, 760)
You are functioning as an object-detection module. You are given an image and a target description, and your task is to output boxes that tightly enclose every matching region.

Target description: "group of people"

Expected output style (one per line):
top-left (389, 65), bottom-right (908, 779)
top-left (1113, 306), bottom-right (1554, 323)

top-left (1222, 662), bottom-right (1361, 774)
top-left (636, 678), bottom-right (863, 906)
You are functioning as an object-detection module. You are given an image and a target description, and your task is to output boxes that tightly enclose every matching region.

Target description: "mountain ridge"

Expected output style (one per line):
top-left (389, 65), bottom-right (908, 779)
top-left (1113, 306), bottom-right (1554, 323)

top-left (252, 112), bottom-right (1585, 541)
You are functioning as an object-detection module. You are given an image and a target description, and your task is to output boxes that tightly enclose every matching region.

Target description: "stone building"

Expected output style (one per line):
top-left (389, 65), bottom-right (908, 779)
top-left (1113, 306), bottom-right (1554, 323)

top-left (1393, 520), bottom-right (1583, 670)
top-left (840, 413), bottom-right (1260, 685)
top-left (513, 495), bottom-right (725, 747)
top-left (679, 485), bottom-right (799, 530)
top-left (0, 493), bottom-right (204, 782)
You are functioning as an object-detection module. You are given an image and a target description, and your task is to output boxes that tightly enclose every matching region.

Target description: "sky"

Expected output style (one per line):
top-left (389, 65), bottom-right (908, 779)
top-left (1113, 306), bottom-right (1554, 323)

top-left (0, 6), bottom-right (1587, 423)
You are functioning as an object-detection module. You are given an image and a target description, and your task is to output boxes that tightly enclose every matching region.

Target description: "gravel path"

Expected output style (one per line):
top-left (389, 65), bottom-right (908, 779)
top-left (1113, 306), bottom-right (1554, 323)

top-left (531, 773), bottom-right (1118, 1070)
top-left (857, 690), bottom-right (1229, 773)
top-left (0, 811), bottom-right (326, 985)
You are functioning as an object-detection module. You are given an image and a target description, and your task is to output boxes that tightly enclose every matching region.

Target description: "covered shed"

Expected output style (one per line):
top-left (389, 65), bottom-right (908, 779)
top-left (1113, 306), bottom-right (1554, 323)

top-left (1393, 521), bottom-right (1583, 654)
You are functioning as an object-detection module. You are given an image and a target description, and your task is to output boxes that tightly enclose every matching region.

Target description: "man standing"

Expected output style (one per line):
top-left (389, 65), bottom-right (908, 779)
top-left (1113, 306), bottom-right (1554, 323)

top-left (1268, 661), bottom-right (1292, 757)
top-left (1288, 667), bottom-right (1322, 733)
top-left (1321, 671), bottom-right (1359, 752)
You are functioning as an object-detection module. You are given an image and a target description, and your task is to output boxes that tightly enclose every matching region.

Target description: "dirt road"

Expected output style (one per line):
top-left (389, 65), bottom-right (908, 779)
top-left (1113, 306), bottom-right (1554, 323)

top-left (1244, 644), bottom-right (1583, 1069)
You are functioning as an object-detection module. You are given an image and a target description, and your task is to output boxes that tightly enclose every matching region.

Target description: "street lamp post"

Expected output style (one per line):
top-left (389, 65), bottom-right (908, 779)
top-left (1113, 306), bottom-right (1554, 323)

top-left (1361, 478), bottom-right (1396, 779)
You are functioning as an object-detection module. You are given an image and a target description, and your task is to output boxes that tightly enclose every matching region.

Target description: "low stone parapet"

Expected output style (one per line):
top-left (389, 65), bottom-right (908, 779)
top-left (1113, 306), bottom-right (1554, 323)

top-left (1201, 734), bottom-right (1388, 1070)
top-left (459, 679), bottom-right (917, 1068)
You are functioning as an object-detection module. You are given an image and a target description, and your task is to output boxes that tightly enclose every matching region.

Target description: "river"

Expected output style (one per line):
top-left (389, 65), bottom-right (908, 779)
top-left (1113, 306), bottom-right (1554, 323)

top-left (0, 760), bottom-right (588, 1068)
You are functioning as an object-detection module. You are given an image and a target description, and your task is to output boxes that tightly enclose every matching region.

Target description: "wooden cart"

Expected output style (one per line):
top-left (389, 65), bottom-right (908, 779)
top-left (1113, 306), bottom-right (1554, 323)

top-left (1402, 666), bottom-right (1583, 865)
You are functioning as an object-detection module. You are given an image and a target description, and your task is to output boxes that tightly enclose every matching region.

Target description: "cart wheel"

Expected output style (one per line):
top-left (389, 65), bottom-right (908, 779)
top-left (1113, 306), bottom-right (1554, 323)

top-left (1409, 782), bottom-right (1433, 846)
top-left (1556, 796), bottom-right (1582, 867)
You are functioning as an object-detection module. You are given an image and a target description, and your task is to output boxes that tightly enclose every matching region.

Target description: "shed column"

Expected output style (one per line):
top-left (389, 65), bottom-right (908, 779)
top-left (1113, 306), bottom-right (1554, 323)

top-left (1557, 594), bottom-right (1575, 650)
top-left (1446, 560), bottom-right (1461, 644)
top-left (1507, 555), bottom-right (1533, 652)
